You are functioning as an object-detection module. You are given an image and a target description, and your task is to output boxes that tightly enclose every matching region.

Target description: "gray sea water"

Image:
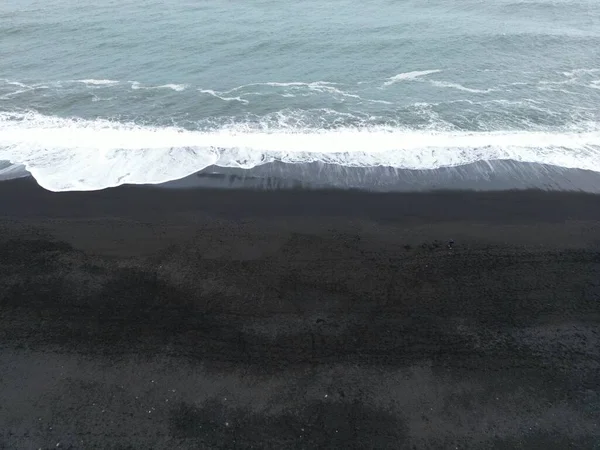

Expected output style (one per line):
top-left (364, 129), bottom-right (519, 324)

top-left (1, 0), bottom-right (600, 191)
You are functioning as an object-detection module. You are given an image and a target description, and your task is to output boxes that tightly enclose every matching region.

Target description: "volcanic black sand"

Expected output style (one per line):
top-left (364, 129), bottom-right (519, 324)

top-left (1, 177), bottom-right (599, 449)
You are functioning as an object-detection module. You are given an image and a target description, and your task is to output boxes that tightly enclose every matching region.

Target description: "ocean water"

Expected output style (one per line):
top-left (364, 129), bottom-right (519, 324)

top-left (1, 0), bottom-right (600, 191)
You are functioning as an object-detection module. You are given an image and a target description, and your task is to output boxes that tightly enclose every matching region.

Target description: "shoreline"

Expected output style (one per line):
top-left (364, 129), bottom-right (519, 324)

top-left (4, 159), bottom-right (600, 193)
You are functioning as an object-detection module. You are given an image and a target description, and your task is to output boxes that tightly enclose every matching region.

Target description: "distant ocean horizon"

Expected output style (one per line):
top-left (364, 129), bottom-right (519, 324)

top-left (1, 0), bottom-right (599, 192)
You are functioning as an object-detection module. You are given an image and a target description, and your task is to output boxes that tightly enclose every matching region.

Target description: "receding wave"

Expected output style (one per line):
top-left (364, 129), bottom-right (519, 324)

top-left (0, 111), bottom-right (599, 192)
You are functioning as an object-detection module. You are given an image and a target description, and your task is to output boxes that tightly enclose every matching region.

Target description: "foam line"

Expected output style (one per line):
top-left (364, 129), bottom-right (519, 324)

top-left (0, 112), bottom-right (599, 192)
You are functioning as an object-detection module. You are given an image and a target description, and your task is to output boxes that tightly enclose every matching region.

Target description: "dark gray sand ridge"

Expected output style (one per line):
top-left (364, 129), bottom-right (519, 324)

top-left (1, 177), bottom-right (600, 449)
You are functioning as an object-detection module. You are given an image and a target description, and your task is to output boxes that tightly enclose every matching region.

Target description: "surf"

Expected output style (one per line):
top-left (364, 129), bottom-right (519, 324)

top-left (1, 111), bottom-right (599, 192)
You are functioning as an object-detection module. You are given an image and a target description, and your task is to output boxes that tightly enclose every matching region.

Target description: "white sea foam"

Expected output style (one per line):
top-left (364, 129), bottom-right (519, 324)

top-left (383, 70), bottom-right (442, 86)
top-left (130, 82), bottom-right (187, 91)
top-left (76, 79), bottom-right (120, 86)
top-left (0, 89), bottom-right (31, 100)
top-left (224, 81), bottom-right (391, 104)
top-left (307, 84), bottom-right (359, 98)
top-left (231, 81), bottom-right (339, 90)
top-left (429, 80), bottom-right (495, 94)
top-left (198, 89), bottom-right (249, 104)
top-left (367, 99), bottom-right (394, 105)
top-left (539, 79), bottom-right (574, 86)
top-left (260, 82), bottom-right (318, 88)
top-left (2, 80), bottom-right (31, 88)
top-left (384, 71), bottom-right (494, 94)
top-left (562, 68), bottom-right (600, 77)
top-left (156, 84), bottom-right (188, 91)
top-left (0, 111), bottom-right (599, 192)
top-left (537, 85), bottom-right (579, 95)
top-left (224, 81), bottom-right (342, 96)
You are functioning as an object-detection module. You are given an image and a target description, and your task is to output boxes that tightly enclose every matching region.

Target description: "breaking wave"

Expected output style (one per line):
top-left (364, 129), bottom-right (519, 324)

top-left (1, 111), bottom-right (599, 192)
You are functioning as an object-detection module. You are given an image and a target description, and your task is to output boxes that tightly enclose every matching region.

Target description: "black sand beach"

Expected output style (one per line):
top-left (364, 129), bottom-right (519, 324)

top-left (1, 177), bottom-right (599, 449)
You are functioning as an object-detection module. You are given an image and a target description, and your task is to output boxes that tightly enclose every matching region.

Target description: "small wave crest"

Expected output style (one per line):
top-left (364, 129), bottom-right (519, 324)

top-left (130, 82), bottom-right (187, 91)
top-left (429, 80), bottom-right (495, 94)
top-left (382, 71), bottom-right (495, 94)
top-left (562, 68), bottom-right (600, 77)
top-left (383, 70), bottom-right (442, 86)
top-left (76, 79), bottom-right (120, 86)
top-left (156, 84), bottom-right (188, 92)
top-left (198, 89), bottom-right (249, 104)
top-left (1, 80), bottom-right (31, 88)
top-left (200, 81), bottom-right (391, 105)
top-left (1, 112), bottom-right (599, 192)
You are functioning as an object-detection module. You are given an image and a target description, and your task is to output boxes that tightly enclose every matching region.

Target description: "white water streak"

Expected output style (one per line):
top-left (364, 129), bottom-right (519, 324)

top-left (1, 112), bottom-right (599, 192)
top-left (383, 70), bottom-right (442, 86)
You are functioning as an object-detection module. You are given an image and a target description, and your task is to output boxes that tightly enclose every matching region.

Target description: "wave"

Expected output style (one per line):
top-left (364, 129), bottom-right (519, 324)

top-left (1, 112), bottom-right (599, 192)
top-left (382, 71), bottom-right (496, 94)
top-left (305, 84), bottom-right (362, 99)
top-left (429, 80), bottom-right (495, 94)
top-left (0, 80), bottom-right (50, 100)
top-left (76, 79), bottom-right (120, 86)
top-left (0, 89), bottom-right (31, 100)
top-left (200, 82), bottom-right (391, 104)
top-left (536, 86), bottom-right (580, 95)
top-left (130, 82), bottom-right (187, 91)
top-left (1, 76), bottom-right (388, 105)
top-left (198, 89), bottom-right (249, 104)
top-left (225, 81), bottom-right (358, 99)
top-left (227, 81), bottom-right (339, 92)
top-left (539, 79), bottom-right (574, 86)
top-left (383, 70), bottom-right (442, 86)
top-left (562, 68), bottom-right (600, 77)
top-left (2, 80), bottom-right (31, 88)
top-left (156, 84), bottom-right (188, 91)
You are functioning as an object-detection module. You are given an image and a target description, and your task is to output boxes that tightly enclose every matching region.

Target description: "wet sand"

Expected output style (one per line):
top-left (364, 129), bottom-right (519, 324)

top-left (1, 177), bottom-right (599, 449)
